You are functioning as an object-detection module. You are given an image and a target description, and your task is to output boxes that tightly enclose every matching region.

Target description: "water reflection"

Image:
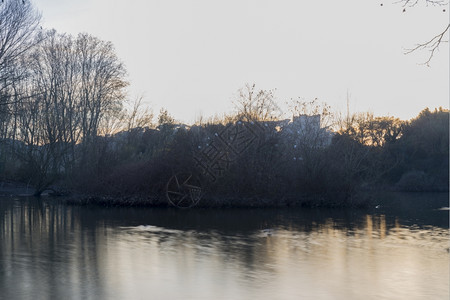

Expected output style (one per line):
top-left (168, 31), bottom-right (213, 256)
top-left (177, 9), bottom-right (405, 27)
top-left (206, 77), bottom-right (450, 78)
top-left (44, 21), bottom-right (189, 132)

top-left (0, 194), bottom-right (448, 299)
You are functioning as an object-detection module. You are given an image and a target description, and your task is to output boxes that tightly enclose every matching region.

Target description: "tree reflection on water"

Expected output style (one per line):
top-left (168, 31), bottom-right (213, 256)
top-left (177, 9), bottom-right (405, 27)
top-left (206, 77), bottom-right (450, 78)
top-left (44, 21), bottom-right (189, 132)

top-left (0, 193), bottom-right (448, 299)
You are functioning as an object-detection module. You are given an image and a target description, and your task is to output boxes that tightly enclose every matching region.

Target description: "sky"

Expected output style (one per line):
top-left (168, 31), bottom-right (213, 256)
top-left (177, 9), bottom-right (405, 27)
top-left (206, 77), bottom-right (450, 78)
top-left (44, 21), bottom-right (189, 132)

top-left (32, 0), bottom-right (449, 124)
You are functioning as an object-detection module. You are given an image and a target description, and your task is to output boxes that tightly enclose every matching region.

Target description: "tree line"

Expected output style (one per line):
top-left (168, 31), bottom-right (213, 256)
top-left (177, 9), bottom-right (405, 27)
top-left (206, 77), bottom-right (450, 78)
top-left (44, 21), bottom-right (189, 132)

top-left (0, 1), bottom-right (448, 206)
top-left (67, 93), bottom-right (447, 207)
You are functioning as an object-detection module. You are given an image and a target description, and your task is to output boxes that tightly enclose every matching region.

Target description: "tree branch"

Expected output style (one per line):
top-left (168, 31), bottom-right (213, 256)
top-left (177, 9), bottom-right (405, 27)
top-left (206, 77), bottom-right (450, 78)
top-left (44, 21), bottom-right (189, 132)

top-left (404, 23), bottom-right (449, 66)
top-left (394, 0), bottom-right (448, 7)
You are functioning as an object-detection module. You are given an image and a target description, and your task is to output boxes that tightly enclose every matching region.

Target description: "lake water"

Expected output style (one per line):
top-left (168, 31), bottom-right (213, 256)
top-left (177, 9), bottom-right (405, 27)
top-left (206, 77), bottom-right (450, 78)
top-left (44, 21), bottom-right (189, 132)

top-left (0, 193), bottom-right (448, 299)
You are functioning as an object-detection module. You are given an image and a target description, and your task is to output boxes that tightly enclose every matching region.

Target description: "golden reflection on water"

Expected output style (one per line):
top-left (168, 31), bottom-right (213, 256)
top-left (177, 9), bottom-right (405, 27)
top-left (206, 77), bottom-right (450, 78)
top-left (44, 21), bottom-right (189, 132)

top-left (0, 199), bottom-right (448, 300)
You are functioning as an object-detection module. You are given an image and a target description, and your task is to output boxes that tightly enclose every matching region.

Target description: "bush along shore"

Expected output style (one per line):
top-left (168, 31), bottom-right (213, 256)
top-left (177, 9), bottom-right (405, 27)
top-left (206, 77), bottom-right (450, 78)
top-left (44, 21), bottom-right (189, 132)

top-left (1, 106), bottom-right (448, 208)
top-left (2, 106), bottom-right (449, 208)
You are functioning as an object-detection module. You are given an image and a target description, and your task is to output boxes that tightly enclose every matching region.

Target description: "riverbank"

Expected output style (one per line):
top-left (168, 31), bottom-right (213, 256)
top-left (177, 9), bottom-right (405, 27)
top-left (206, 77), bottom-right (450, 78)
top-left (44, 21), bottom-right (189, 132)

top-left (0, 181), bottom-right (36, 197)
top-left (62, 191), bottom-right (375, 209)
top-left (0, 178), bottom-right (375, 208)
top-left (0, 180), bottom-right (386, 209)
top-left (4, 180), bottom-right (446, 210)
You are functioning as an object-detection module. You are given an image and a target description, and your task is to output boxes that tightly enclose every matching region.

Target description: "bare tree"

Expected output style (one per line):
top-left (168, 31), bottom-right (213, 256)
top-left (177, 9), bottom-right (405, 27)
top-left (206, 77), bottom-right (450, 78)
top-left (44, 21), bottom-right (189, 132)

top-left (124, 97), bottom-right (153, 131)
top-left (98, 96), bottom-right (154, 137)
top-left (233, 83), bottom-right (281, 122)
top-left (75, 32), bottom-right (128, 165)
top-left (7, 29), bottom-right (128, 192)
top-left (0, 0), bottom-right (41, 93)
top-left (0, 0), bottom-right (41, 178)
top-left (23, 30), bottom-right (81, 176)
top-left (0, 0), bottom-right (40, 133)
top-left (157, 108), bottom-right (175, 127)
top-left (386, 0), bottom-right (449, 65)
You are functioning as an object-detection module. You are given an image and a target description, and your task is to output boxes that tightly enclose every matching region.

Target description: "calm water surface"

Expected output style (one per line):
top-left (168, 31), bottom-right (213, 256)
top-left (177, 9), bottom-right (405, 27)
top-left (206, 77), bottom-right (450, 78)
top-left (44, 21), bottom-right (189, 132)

top-left (0, 193), bottom-right (448, 299)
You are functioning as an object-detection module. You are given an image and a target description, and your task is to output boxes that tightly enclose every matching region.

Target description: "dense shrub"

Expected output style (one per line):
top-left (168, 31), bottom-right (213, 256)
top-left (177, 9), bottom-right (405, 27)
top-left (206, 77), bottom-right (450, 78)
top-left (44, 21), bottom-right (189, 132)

top-left (395, 170), bottom-right (434, 192)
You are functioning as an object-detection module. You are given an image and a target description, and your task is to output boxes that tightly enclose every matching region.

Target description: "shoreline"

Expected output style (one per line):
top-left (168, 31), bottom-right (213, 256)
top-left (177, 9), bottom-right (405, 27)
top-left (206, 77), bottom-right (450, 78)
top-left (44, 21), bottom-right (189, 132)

top-left (0, 180), bottom-right (36, 197)
top-left (34, 192), bottom-right (376, 209)
top-left (2, 180), bottom-right (448, 209)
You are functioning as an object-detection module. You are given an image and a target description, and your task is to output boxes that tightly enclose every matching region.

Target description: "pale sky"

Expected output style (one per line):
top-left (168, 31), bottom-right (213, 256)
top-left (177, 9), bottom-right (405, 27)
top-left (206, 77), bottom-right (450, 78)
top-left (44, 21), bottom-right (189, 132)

top-left (32, 0), bottom-right (449, 123)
